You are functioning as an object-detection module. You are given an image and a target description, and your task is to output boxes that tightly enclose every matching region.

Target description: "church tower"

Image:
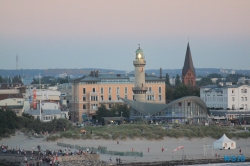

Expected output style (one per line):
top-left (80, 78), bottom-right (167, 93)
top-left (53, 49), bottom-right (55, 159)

top-left (182, 43), bottom-right (196, 86)
top-left (132, 45), bottom-right (147, 101)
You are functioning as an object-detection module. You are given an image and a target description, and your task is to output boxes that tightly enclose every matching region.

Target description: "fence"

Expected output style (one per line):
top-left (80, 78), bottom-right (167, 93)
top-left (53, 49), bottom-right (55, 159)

top-left (57, 142), bottom-right (143, 157)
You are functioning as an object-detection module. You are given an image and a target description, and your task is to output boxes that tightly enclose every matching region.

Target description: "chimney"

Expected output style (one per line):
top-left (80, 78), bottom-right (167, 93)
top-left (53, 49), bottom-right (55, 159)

top-left (160, 68), bottom-right (162, 79)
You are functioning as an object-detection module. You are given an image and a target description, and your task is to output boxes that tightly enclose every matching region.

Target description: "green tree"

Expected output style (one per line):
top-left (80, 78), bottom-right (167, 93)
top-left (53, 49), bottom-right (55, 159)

top-left (165, 73), bottom-right (170, 86)
top-left (207, 73), bottom-right (223, 78)
top-left (95, 105), bottom-right (109, 122)
top-left (197, 77), bottom-right (213, 86)
top-left (166, 85), bottom-right (200, 100)
top-left (175, 74), bottom-right (181, 86)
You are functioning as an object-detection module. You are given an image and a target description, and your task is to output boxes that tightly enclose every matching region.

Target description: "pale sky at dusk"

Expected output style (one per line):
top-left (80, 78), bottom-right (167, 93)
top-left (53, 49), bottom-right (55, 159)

top-left (1, 0), bottom-right (250, 71)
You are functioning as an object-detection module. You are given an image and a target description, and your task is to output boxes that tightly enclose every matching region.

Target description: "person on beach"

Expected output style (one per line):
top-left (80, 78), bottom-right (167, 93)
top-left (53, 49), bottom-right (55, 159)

top-left (239, 149), bottom-right (242, 155)
top-left (148, 148), bottom-right (150, 153)
top-left (162, 147), bottom-right (164, 152)
top-left (109, 156), bottom-right (112, 162)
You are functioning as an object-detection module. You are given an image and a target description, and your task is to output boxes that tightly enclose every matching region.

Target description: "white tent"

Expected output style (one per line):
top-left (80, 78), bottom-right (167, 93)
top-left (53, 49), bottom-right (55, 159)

top-left (213, 134), bottom-right (236, 149)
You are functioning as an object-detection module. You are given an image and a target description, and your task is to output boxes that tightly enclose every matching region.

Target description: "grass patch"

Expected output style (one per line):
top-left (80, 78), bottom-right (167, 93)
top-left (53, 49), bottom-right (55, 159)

top-left (53, 124), bottom-right (250, 140)
top-left (46, 135), bottom-right (60, 141)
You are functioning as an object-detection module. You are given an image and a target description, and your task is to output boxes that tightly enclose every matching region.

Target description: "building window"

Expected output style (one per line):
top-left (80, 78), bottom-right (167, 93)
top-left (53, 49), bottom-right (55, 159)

top-left (232, 97), bottom-right (235, 101)
top-left (125, 95), bottom-right (128, 99)
top-left (91, 96), bottom-right (98, 101)
top-left (245, 97), bottom-right (247, 101)
top-left (109, 95), bottom-right (111, 101)
top-left (242, 97), bottom-right (244, 101)
top-left (101, 95), bottom-right (103, 101)
top-left (149, 87), bottom-right (152, 92)
top-left (83, 104), bottom-right (86, 109)
top-left (232, 104), bottom-right (235, 110)
top-left (83, 96), bottom-right (86, 101)
top-left (159, 95), bottom-right (161, 101)
top-left (188, 102), bottom-right (191, 106)
top-left (159, 87), bottom-right (161, 93)
top-left (83, 88), bottom-right (86, 94)
top-left (17, 101), bottom-right (21, 103)
top-left (117, 95), bottom-right (120, 100)
top-left (147, 95), bottom-right (154, 100)
top-left (93, 88), bottom-right (95, 92)
top-left (245, 89), bottom-right (247, 93)
top-left (117, 87), bottom-right (120, 94)
top-left (178, 102), bottom-right (182, 106)
top-left (101, 87), bottom-right (103, 94)
top-left (125, 87), bottom-right (127, 94)
top-left (232, 89), bottom-right (234, 93)
top-left (109, 87), bottom-right (111, 94)
top-left (245, 104), bottom-right (248, 109)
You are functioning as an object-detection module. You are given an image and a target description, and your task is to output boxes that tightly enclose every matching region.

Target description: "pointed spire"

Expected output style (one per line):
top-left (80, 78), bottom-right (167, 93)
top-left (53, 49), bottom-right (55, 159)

top-left (182, 42), bottom-right (196, 78)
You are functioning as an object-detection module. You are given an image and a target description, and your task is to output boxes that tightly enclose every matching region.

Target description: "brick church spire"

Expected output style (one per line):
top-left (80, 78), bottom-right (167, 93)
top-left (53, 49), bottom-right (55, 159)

top-left (182, 42), bottom-right (196, 86)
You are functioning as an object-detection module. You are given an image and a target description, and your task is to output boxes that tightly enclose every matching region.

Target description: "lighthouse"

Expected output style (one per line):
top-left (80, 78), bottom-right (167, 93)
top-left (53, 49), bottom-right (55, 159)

top-left (132, 45), bottom-right (148, 102)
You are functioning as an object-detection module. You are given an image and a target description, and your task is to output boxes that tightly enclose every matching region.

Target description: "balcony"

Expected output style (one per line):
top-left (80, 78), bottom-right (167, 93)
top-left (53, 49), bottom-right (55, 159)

top-left (90, 92), bottom-right (99, 95)
top-left (89, 110), bottom-right (96, 114)
top-left (132, 87), bottom-right (148, 91)
top-left (99, 100), bottom-right (124, 103)
top-left (146, 91), bottom-right (155, 95)
top-left (133, 60), bottom-right (146, 65)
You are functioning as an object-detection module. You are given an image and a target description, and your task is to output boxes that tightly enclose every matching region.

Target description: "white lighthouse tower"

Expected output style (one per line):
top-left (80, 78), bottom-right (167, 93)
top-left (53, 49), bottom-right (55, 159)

top-left (132, 45), bottom-right (148, 102)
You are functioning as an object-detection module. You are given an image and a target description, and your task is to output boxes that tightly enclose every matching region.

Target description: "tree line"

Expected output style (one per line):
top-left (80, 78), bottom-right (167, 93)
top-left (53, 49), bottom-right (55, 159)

top-left (0, 75), bottom-right (23, 84)
top-left (0, 109), bottom-right (72, 138)
top-left (31, 76), bottom-right (71, 85)
top-left (95, 104), bottom-right (130, 123)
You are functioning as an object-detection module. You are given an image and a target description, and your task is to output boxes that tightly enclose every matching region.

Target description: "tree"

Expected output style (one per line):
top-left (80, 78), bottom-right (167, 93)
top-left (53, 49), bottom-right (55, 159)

top-left (207, 73), bottom-right (223, 78)
top-left (165, 73), bottom-right (170, 86)
top-left (95, 104), bottom-right (130, 122)
top-left (166, 85), bottom-right (200, 100)
top-left (175, 74), bottom-right (181, 86)
top-left (197, 77), bottom-right (213, 86)
top-left (95, 105), bottom-right (109, 122)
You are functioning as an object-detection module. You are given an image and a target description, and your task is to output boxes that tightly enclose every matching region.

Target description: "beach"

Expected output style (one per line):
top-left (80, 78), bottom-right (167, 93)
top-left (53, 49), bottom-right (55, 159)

top-left (1, 131), bottom-right (250, 164)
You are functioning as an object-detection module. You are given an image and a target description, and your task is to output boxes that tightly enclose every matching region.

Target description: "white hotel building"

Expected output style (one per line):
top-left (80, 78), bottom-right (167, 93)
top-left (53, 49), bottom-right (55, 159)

top-left (200, 84), bottom-right (250, 110)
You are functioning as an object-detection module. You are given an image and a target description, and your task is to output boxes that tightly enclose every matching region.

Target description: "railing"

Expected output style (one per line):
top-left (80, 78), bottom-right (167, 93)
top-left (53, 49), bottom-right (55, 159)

top-left (89, 92), bottom-right (98, 95)
top-left (57, 142), bottom-right (143, 157)
top-left (99, 100), bottom-right (124, 103)
top-left (132, 87), bottom-right (148, 91)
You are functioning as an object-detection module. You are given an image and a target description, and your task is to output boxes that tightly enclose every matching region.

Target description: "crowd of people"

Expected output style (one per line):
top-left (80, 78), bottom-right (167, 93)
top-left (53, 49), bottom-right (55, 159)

top-left (0, 143), bottom-right (99, 166)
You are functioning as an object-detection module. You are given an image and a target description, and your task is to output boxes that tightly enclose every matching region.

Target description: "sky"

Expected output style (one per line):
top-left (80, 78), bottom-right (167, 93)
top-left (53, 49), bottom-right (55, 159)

top-left (1, 0), bottom-right (250, 71)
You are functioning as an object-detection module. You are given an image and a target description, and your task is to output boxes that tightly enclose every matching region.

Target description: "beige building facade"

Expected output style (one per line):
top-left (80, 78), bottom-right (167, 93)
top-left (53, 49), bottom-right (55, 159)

top-left (70, 72), bottom-right (165, 122)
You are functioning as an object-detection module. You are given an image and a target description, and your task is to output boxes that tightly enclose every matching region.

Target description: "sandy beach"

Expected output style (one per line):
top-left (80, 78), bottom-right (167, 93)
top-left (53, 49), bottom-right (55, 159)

top-left (1, 131), bottom-right (250, 164)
